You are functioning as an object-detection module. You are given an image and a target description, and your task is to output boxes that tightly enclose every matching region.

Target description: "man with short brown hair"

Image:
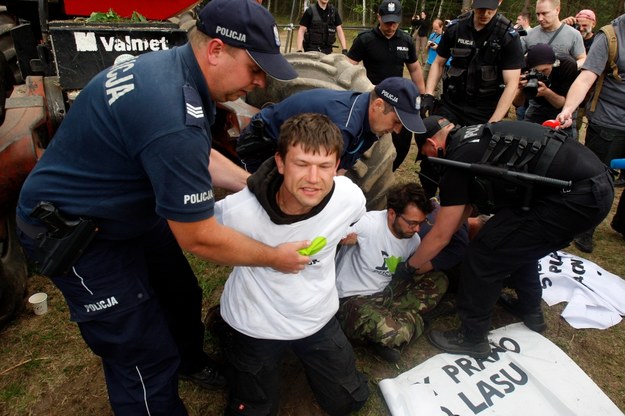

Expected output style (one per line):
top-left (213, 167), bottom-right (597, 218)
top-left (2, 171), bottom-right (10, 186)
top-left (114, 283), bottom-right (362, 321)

top-left (217, 113), bottom-right (370, 415)
top-left (523, 0), bottom-right (586, 68)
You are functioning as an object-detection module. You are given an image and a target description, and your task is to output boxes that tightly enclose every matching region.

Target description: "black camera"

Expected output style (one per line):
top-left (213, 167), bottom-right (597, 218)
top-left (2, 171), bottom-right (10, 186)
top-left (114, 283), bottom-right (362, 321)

top-left (522, 69), bottom-right (549, 99)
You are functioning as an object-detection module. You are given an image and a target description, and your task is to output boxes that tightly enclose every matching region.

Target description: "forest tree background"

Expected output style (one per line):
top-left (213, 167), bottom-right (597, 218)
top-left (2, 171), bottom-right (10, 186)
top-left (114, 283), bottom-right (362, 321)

top-left (262, 0), bottom-right (625, 29)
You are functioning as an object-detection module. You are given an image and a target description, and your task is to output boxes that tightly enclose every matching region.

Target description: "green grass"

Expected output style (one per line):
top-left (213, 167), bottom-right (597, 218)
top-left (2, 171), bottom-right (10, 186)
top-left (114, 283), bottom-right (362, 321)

top-left (0, 383), bottom-right (27, 402)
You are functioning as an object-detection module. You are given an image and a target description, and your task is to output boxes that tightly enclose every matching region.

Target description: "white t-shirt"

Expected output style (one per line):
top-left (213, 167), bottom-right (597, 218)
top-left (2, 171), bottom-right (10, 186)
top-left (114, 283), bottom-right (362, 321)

top-left (216, 176), bottom-right (366, 340)
top-left (335, 210), bottom-right (421, 298)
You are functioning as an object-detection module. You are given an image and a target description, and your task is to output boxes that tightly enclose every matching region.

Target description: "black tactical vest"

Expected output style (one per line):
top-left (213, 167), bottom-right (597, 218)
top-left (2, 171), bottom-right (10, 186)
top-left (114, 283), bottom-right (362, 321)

top-left (445, 13), bottom-right (514, 99)
top-left (450, 121), bottom-right (567, 213)
top-left (304, 5), bottom-right (337, 51)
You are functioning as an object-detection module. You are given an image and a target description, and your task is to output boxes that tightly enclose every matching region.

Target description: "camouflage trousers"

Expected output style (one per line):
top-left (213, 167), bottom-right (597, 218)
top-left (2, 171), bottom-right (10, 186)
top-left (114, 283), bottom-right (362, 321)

top-left (338, 271), bottom-right (448, 348)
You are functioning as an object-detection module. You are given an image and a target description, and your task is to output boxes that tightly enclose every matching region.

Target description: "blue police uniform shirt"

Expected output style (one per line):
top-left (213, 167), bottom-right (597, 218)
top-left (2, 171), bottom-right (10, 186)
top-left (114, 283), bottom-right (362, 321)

top-left (18, 43), bottom-right (216, 239)
top-left (254, 89), bottom-right (377, 170)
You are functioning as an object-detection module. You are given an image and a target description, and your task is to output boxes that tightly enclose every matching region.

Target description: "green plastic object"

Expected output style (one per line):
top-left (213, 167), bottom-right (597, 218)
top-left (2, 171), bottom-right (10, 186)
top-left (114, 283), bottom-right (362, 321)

top-left (298, 236), bottom-right (327, 256)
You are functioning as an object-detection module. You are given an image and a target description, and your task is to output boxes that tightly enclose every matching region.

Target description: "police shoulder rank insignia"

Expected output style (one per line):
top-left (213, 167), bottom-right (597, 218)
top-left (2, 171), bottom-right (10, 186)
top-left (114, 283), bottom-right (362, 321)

top-left (183, 84), bottom-right (205, 127)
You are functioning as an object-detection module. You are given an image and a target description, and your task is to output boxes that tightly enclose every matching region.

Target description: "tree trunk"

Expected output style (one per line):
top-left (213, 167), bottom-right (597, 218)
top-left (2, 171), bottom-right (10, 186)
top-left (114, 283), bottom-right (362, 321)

top-left (461, 0), bottom-right (471, 14)
top-left (437, 0), bottom-right (445, 18)
top-left (522, 0), bottom-right (531, 14)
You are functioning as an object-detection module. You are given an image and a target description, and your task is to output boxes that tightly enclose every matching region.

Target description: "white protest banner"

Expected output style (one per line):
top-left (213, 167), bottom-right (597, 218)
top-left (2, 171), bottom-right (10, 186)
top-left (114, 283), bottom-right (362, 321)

top-left (379, 323), bottom-right (624, 416)
top-left (540, 251), bottom-right (625, 329)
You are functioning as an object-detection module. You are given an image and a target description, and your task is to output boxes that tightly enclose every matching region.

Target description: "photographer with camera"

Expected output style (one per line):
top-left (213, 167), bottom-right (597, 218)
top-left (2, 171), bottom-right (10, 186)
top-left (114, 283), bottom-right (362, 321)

top-left (513, 43), bottom-right (579, 138)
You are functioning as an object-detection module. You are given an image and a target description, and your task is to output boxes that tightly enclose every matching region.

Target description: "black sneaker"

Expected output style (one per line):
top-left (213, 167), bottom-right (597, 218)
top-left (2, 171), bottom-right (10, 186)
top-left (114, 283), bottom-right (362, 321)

top-left (498, 293), bottom-right (546, 333)
top-left (180, 363), bottom-right (228, 389)
top-left (369, 342), bottom-right (401, 363)
top-left (427, 329), bottom-right (491, 359)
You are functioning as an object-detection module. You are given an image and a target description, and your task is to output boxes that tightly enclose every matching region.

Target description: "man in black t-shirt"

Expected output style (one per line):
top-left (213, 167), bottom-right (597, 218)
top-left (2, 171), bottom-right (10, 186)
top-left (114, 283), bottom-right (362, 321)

top-left (513, 43), bottom-right (579, 137)
top-left (395, 116), bottom-right (613, 359)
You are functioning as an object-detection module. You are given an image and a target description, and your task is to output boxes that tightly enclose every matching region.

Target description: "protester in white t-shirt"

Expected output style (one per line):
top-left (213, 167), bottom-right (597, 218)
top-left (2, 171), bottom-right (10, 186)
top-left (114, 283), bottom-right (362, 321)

top-left (335, 182), bottom-right (449, 363)
top-left (215, 113), bottom-right (370, 415)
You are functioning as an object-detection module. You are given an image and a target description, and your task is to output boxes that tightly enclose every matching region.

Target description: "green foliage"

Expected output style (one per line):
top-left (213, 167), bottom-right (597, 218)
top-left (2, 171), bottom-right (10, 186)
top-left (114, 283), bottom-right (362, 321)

top-left (86, 8), bottom-right (147, 23)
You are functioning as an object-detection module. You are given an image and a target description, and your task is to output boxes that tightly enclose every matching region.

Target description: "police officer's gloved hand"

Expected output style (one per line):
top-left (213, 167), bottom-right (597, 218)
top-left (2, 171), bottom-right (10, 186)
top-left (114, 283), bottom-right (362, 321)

top-left (393, 259), bottom-right (418, 281)
top-left (420, 94), bottom-right (435, 118)
top-left (341, 49), bottom-right (348, 55)
top-left (236, 120), bottom-right (277, 172)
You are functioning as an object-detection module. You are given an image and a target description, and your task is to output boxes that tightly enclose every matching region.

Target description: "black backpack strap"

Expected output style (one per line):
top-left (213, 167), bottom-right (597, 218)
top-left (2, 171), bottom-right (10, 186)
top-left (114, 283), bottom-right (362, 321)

top-left (480, 134), bottom-right (500, 163)
top-left (489, 135), bottom-right (515, 164)
top-left (507, 138), bottom-right (527, 168)
top-left (515, 139), bottom-right (544, 170)
top-left (534, 130), bottom-right (566, 176)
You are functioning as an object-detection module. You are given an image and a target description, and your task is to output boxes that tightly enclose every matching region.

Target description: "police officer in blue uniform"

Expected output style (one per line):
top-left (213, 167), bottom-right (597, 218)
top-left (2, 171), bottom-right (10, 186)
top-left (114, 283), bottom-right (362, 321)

top-left (236, 77), bottom-right (425, 173)
top-left (346, 0), bottom-right (426, 171)
top-left (15, 0), bottom-right (309, 414)
top-left (421, 0), bottom-right (524, 126)
top-left (396, 116), bottom-right (614, 359)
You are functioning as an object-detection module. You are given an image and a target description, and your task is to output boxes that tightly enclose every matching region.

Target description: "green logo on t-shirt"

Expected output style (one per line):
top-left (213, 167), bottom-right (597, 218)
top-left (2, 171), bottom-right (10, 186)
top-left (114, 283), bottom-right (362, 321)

top-left (384, 255), bottom-right (403, 273)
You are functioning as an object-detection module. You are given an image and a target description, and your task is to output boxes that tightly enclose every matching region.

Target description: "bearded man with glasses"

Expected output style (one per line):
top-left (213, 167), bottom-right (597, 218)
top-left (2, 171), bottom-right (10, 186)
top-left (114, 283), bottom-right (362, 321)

top-left (334, 182), bottom-right (453, 363)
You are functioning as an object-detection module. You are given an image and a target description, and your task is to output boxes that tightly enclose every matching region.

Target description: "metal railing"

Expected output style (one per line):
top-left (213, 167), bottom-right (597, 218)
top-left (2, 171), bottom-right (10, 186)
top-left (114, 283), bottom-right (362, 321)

top-left (277, 24), bottom-right (412, 53)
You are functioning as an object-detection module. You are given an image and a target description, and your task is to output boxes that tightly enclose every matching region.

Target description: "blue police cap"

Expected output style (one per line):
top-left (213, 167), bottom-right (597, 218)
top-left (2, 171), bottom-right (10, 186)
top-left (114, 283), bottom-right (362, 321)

top-left (375, 77), bottom-right (425, 133)
top-left (196, 0), bottom-right (297, 81)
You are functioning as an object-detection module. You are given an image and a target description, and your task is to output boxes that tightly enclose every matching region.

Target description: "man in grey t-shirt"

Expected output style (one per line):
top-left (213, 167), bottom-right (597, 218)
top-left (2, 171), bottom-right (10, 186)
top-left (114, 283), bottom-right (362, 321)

top-left (558, 14), bottom-right (625, 253)
top-left (522, 0), bottom-right (586, 68)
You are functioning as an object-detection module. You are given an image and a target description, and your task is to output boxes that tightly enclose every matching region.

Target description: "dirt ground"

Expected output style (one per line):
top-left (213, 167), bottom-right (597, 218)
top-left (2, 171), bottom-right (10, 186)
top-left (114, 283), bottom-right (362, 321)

top-left (1, 151), bottom-right (625, 415)
top-left (2, 272), bottom-right (624, 415)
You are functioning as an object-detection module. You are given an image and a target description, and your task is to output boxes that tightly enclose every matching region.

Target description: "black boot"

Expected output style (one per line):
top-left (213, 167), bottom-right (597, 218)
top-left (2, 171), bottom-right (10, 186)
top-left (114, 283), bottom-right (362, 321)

top-left (498, 293), bottom-right (546, 332)
top-left (573, 228), bottom-right (594, 253)
top-left (427, 328), bottom-right (490, 359)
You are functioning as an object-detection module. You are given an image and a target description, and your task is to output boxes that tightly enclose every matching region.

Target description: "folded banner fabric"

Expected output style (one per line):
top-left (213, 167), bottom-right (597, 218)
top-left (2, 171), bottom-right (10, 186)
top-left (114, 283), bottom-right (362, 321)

top-left (540, 251), bottom-right (625, 329)
top-left (379, 323), bottom-right (624, 416)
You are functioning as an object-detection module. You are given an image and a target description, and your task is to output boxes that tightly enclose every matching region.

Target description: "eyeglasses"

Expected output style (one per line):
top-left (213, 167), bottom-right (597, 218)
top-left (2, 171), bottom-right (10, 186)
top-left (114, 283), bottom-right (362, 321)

top-left (398, 214), bottom-right (432, 228)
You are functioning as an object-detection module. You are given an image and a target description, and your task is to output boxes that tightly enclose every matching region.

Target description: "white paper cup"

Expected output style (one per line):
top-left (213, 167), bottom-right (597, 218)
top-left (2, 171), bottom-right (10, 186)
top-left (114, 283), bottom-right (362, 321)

top-left (28, 292), bottom-right (48, 315)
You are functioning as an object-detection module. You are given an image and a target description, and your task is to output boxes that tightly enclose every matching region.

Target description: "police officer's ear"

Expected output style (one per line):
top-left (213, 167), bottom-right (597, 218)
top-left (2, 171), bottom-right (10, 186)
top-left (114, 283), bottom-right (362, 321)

top-left (204, 37), bottom-right (228, 66)
top-left (373, 97), bottom-right (385, 111)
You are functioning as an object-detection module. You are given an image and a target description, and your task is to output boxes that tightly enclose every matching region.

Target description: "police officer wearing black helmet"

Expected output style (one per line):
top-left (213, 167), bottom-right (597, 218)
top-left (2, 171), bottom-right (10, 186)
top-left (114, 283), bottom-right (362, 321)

top-left (420, 0), bottom-right (524, 126)
top-left (394, 116), bottom-right (613, 359)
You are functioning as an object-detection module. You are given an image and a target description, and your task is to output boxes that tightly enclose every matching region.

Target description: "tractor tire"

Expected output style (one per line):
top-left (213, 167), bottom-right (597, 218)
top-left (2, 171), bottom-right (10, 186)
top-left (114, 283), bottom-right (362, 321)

top-left (246, 52), bottom-right (396, 210)
top-left (0, 9), bottom-right (28, 329)
top-left (0, 8), bottom-right (20, 124)
top-left (0, 207), bottom-right (28, 330)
